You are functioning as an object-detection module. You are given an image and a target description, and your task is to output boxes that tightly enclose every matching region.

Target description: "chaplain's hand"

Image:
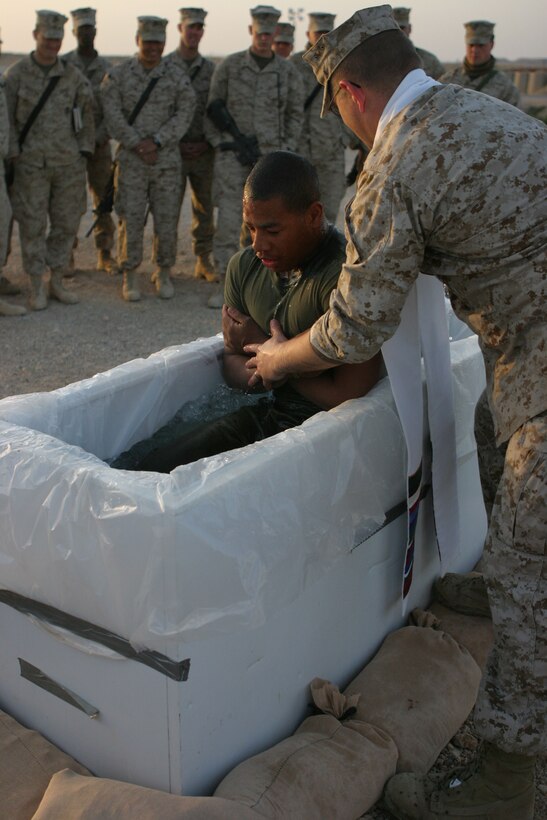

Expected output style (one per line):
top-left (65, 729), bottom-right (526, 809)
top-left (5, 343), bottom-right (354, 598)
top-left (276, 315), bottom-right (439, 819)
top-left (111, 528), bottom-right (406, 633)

top-left (244, 319), bottom-right (289, 390)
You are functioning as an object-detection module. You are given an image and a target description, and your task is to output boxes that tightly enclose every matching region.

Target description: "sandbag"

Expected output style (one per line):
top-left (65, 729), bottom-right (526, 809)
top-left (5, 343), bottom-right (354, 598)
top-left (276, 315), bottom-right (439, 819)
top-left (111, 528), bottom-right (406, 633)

top-left (0, 710), bottom-right (90, 820)
top-left (344, 625), bottom-right (482, 773)
top-left (31, 769), bottom-right (259, 820)
top-left (214, 713), bottom-right (398, 819)
top-left (428, 602), bottom-right (494, 670)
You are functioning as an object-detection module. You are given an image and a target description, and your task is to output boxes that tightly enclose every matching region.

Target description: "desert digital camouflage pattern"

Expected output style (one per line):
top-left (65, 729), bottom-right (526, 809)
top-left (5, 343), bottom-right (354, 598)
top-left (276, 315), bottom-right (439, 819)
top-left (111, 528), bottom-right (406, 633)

top-left (4, 56), bottom-right (94, 279)
top-left (64, 49), bottom-right (114, 252)
top-left (309, 85), bottom-right (546, 447)
top-left (440, 62), bottom-right (520, 106)
top-left (206, 50), bottom-right (304, 273)
top-left (164, 49), bottom-right (215, 258)
top-left (101, 57), bottom-right (196, 271)
top-left (0, 84), bottom-right (11, 267)
top-left (291, 48), bottom-right (347, 224)
top-left (474, 413), bottom-right (546, 755)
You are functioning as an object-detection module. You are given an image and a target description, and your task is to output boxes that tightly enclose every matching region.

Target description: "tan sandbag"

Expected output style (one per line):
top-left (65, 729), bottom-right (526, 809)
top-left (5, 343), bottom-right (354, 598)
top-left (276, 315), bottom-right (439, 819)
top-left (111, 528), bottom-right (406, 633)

top-left (31, 769), bottom-right (259, 819)
top-left (429, 601), bottom-right (494, 670)
top-left (214, 713), bottom-right (398, 819)
top-left (0, 710), bottom-right (91, 820)
top-left (344, 625), bottom-right (482, 774)
top-left (309, 676), bottom-right (361, 718)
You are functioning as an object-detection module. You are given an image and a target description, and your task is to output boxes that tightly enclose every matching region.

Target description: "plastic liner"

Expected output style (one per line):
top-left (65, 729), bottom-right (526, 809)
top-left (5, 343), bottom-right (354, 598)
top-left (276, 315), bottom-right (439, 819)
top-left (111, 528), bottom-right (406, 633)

top-left (0, 333), bottom-right (484, 654)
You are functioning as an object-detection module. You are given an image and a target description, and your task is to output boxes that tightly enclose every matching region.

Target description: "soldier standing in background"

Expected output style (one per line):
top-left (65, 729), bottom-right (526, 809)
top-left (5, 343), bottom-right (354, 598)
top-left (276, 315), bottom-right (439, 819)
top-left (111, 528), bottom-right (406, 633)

top-left (440, 21), bottom-right (520, 106)
top-left (164, 7), bottom-right (217, 284)
top-left (272, 22), bottom-right (295, 59)
top-left (392, 7), bottom-right (445, 79)
top-left (0, 82), bottom-right (26, 317)
top-left (291, 13), bottom-right (347, 225)
top-left (64, 7), bottom-right (117, 275)
top-left (101, 16), bottom-right (196, 303)
top-left (206, 5), bottom-right (304, 305)
top-left (4, 10), bottom-right (94, 310)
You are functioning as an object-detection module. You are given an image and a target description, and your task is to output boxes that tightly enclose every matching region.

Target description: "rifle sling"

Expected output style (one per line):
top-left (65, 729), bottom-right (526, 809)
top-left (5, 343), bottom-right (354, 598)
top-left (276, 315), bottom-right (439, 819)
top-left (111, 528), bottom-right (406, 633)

top-left (304, 83), bottom-right (322, 111)
top-left (128, 76), bottom-right (160, 126)
top-left (18, 75), bottom-right (61, 149)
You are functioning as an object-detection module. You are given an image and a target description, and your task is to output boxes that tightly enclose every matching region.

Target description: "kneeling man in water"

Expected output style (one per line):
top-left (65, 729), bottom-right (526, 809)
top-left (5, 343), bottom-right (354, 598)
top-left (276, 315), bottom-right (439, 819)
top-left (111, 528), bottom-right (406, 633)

top-left (125, 151), bottom-right (381, 472)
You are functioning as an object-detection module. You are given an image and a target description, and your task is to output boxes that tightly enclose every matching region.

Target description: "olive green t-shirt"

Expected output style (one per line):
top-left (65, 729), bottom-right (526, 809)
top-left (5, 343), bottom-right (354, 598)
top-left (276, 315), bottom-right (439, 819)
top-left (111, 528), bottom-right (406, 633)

top-left (224, 225), bottom-right (346, 339)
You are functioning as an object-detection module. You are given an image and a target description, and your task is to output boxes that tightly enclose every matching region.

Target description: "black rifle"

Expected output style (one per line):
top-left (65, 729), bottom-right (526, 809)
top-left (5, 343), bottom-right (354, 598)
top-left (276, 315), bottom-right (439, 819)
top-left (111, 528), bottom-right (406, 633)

top-left (86, 76), bottom-right (160, 237)
top-left (207, 99), bottom-right (261, 168)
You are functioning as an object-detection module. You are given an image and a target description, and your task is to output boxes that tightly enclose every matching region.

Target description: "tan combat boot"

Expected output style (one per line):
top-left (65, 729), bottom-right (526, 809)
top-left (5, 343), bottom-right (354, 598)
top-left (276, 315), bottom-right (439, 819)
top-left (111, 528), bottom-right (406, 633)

top-left (194, 254), bottom-right (219, 283)
top-left (49, 269), bottom-right (79, 305)
top-left (29, 276), bottom-right (48, 311)
top-left (97, 249), bottom-right (119, 275)
top-left (122, 270), bottom-right (141, 302)
top-left (384, 742), bottom-right (536, 820)
top-left (0, 275), bottom-right (21, 296)
top-left (0, 297), bottom-right (26, 316)
top-left (433, 571), bottom-right (491, 618)
top-left (154, 267), bottom-right (175, 299)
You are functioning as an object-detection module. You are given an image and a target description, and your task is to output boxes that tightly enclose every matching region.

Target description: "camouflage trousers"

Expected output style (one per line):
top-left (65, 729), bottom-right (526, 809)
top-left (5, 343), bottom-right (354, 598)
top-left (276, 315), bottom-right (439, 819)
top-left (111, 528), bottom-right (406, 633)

top-left (180, 145), bottom-right (214, 258)
top-left (474, 412), bottom-right (546, 755)
top-left (0, 176), bottom-right (11, 267)
top-left (115, 154), bottom-right (181, 271)
top-left (313, 154), bottom-right (346, 225)
top-left (86, 141), bottom-right (115, 252)
top-left (475, 390), bottom-right (508, 522)
top-left (11, 158), bottom-right (86, 277)
top-left (212, 150), bottom-right (247, 275)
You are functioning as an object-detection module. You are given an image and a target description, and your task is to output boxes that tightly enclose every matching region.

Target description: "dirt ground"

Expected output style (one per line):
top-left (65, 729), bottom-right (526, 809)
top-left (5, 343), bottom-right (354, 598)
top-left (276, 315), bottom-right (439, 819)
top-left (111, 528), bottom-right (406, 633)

top-left (1, 185), bottom-right (545, 819)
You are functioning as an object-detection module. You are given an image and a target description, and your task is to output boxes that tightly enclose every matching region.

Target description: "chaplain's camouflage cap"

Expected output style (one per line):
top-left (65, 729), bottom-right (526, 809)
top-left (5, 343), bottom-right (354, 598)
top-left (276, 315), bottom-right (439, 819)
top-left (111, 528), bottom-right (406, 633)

top-left (250, 5), bottom-right (281, 33)
top-left (308, 12), bottom-right (336, 33)
top-left (35, 9), bottom-right (68, 38)
top-left (179, 7), bottom-right (207, 26)
top-left (70, 7), bottom-right (96, 31)
top-left (137, 15), bottom-right (168, 42)
top-left (464, 20), bottom-right (495, 45)
top-left (274, 22), bottom-right (295, 43)
top-left (392, 7), bottom-right (411, 28)
top-left (303, 5), bottom-right (399, 117)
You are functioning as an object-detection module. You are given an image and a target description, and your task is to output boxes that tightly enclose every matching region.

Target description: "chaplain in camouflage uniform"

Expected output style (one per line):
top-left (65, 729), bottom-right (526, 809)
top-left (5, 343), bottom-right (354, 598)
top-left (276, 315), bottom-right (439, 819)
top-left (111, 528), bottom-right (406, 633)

top-left (246, 8), bottom-right (546, 819)
top-left (440, 20), bottom-right (520, 106)
top-left (164, 7), bottom-right (217, 283)
top-left (101, 16), bottom-right (196, 302)
top-left (206, 5), bottom-right (304, 287)
top-left (291, 13), bottom-right (347, 225)
top-left (392, 7), bottom-right (444, 79)
top-left (272, 22), bottom-right (295, 59)
top-left (0, 82), bottom-right (26, 317)
top-left (4, 10), bottom-right (94, 310)
top-left (64, 7), bottom-right (116, 274)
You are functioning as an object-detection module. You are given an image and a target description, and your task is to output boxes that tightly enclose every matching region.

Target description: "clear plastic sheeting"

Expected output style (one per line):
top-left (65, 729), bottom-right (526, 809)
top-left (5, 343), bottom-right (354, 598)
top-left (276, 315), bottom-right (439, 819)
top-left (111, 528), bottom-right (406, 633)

top-left (0, 334), bottom-right (485, 654)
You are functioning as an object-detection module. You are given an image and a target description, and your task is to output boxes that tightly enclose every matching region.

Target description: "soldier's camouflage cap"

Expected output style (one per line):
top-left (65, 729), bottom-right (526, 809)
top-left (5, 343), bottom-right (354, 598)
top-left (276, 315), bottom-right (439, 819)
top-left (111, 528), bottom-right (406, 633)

top-left (137, 15), bottom-right (168, 42)
top-left (70, 7), bottom-right (96, 31)
top-left (464, 20), bottom-right (495, 45)
top-left (303, 5), bottom-right (399, 117)
top-left (392, 7), bottom-right (410, 28)
top-left (179, 7), bottom-right (207, 26)
top-left (274, 22), bottom-right (295, 44)
top-left (250, 5), bottom-right (281, 34)
top-left (35, 9), bottom-right (68, 38)
top-left (308, 12), bottom-right (336, 33)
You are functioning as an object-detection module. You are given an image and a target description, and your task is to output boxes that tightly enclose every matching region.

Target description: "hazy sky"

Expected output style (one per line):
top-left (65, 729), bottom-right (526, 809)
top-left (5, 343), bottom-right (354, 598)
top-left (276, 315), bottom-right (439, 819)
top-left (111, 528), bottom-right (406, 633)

top-left (2, 1), bottom-right (546, 61)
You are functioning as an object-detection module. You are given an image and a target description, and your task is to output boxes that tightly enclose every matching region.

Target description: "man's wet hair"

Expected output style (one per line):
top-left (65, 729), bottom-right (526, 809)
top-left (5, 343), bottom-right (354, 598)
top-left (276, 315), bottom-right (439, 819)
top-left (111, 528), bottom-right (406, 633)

top-left (332, 29), bottom-right (421, 95)
top-left (244, 151), bottom-right (321, 212)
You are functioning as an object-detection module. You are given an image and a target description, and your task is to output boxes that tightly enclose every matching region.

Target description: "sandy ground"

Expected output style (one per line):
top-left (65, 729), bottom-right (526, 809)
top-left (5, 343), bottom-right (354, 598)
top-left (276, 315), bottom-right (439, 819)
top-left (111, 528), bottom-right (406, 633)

top-left (1, 182), bottom-right (545, 819)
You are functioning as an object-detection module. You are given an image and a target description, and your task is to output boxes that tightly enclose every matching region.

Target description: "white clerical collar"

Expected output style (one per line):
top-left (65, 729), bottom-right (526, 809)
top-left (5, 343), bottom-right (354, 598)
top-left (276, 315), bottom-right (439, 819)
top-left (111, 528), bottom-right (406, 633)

top-left (375, 68), bottom-right (440, 144)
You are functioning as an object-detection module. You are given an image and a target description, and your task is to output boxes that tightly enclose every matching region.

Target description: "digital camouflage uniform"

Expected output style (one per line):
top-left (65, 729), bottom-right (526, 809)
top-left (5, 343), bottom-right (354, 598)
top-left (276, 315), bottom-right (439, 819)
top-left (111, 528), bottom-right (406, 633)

top-left (206, 50), bottom-right (304, 273)
top-left (440, 61), bottom-right (520, 106)
top-left (291, 47), bottom-right (347, 224)
top-left (101, 56), bottom-right (196, 275)
top-left (414, 46), bottom-right (444, 80)
top-left (4, 52), bottom-right (94, 292)
top-left (0, 84), bottom-right (11, 268)
top-left (164, 48), bottom-right (215, 260)
top-left (306, 79), bottom-right (546, 755)
top-left (63, 49), bottom-right (114, 253)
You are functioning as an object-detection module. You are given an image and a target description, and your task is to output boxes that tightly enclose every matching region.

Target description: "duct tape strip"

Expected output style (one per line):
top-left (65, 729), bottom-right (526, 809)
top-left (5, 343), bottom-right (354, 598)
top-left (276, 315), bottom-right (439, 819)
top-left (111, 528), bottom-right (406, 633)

top-left (0, 590), bottom-right (190, 682)
top-left (19, 658), bottom-right (100, 718)
top-left (351, 484), bottom-right (431, 552)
